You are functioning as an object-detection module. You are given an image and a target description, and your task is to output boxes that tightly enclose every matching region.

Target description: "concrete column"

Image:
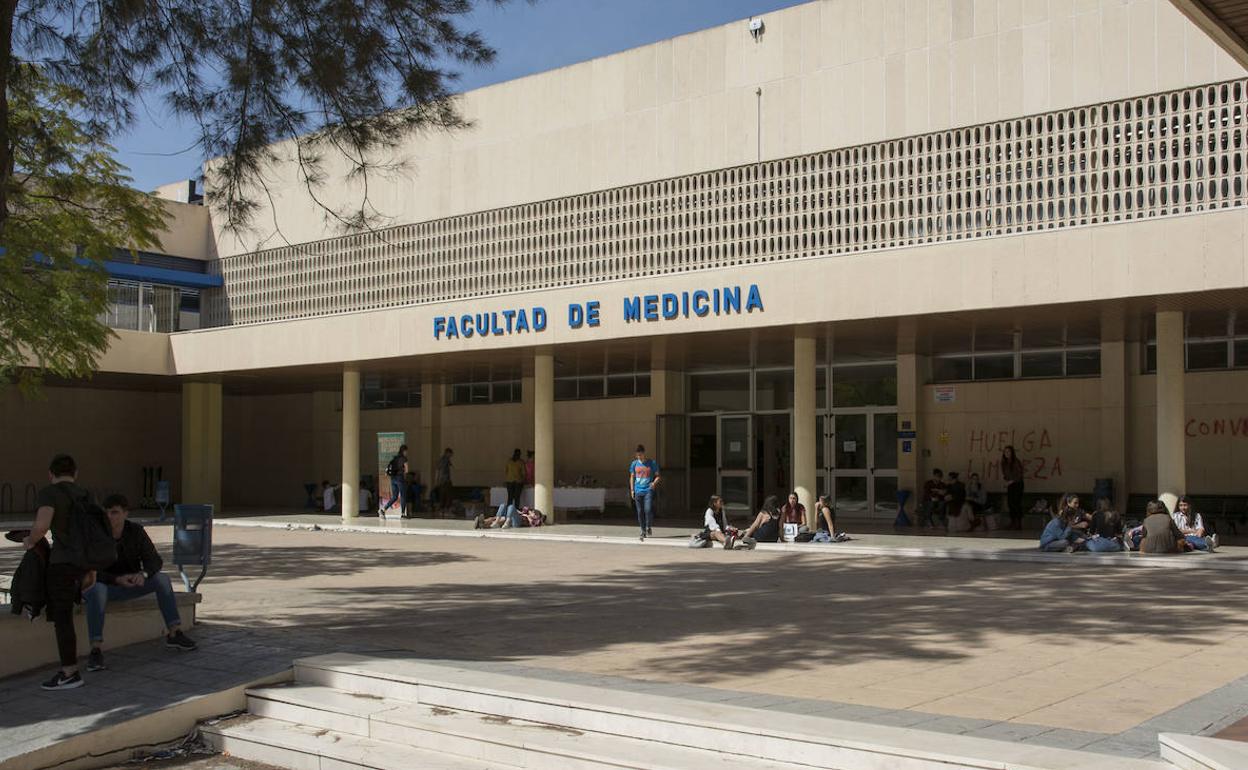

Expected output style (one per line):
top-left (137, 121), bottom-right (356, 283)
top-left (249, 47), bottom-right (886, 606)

top-left (793, 327), bottom-right (817, 530)
top-left (181, 381), bottom-right (222, 510)
top-left (342, 364), bottom-right (361, 522)
top-left (419, 379), bottom-right (443, 493)
top-left (896, 353), bottom-right (924, 520)
top-left (1156, 311), bottom-right (1186, 509)
top-left (1099, 313), bottom-right (1131, 505)
top-left (534, 348), bottom-right (555, 522)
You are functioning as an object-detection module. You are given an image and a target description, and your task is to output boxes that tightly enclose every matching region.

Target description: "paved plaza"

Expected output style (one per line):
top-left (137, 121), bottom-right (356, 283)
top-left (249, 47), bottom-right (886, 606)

top-left (2, 523), bottom-right (1248, 764)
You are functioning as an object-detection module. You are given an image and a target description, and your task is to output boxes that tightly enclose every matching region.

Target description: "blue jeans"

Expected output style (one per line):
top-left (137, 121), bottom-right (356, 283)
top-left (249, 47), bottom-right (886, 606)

top-left (1185, 534), bottom-right (1210, 551)
top-left (633, 490), bottom-right (654, 533)
top-left (495, 502), bottom-right (524, 527)
top-left (1085, 536), bottom-right (1125, 553)
top-left (381, 476), bottom-right (405, 514)
top-left (84, 573), bottom-right (181, 643)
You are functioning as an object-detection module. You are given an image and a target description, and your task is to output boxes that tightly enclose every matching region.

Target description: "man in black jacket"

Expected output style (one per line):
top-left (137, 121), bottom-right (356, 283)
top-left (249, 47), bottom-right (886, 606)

top-left (82, 494), bottom-right (196, 672)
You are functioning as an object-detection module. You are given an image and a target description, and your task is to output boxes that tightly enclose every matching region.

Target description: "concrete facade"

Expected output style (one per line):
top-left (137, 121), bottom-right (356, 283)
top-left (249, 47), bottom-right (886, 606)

top-left (5, 0), bottom-right (1248, 518)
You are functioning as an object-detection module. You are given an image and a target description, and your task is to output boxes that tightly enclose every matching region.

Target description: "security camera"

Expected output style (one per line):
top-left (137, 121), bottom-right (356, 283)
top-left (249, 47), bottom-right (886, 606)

top-left (748, 16), bottom-right (764, 40)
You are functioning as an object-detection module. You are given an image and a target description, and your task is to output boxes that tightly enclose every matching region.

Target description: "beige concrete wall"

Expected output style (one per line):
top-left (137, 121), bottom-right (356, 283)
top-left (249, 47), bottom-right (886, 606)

top-left (173, 208), bottom-right (1248, 375)
top-left (1128, 368), bottom-right (1248, 496)
top-left (921, 378), bottom-right (1105, 497)
top-left (220, 391), bottom-right (658, 507)
top-left (0, 386), bottom-right (181, 510)
top-left (211, 0), bottom-right (1242, 258)
top-left (922, 369), bottom-right (1248, 501)
top-left (153, 200), bottom-right (215, 260)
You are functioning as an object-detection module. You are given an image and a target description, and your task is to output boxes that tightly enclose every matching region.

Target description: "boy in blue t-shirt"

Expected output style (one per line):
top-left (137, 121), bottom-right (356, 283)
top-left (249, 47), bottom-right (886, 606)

top-left (628, 444), bottom-right (661, 540)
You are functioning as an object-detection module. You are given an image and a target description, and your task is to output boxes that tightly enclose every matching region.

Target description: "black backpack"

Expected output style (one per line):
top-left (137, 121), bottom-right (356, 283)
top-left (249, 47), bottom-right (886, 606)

top-left (386, 454), bottom-right (405, 478)
top-left (54, 486), bottom-right (118, 570)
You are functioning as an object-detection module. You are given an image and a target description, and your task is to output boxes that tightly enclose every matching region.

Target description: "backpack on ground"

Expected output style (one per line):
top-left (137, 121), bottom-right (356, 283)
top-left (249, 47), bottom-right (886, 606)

top-left (55, 487), bottom-right (117, 570)
top-left (386, 454), bottom-right (404, 478)
top-left (688, 531), bottom-right (712, 548)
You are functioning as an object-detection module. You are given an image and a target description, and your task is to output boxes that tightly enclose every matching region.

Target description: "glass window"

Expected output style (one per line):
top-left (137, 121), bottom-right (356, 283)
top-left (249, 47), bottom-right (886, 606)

top-left (1144, 343), bottom-right (1157, 374)
top-left (816, 367), bottom-right (828, 411)
top-left (1234, 310), bottom-right (1248, 336)
top-left (554, 379), bottom-right (578, 400)
top-left (635, 374), bottom-right (652, 397)
top-left (1235, 340), bottom-right (1248, 368)
top-left (1188, 341), bottom-right (1229, 370)
top-left (831, 363), bottom-right (898, 406)
top-left (606, 375), bottom-right (637, 398)
top-left (690, 372), bottom-right (750, 412)
top-left (932, 356), bottom-right (972, 381)
top-left (1065, 349), bottom-right (1101, 376)
top-left (578, 377), bottom-right (604, 399)
top-left (755, 369), bottom-right (794, 411)
top-left (973, 354), bottom-right (1014, 380)
top-left (1021, 351), bottom-right (1063, 378)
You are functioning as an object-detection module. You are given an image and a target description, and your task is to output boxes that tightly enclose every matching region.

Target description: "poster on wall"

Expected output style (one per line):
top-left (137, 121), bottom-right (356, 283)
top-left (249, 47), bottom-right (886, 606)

top-left (377, 431), bottom-right (407, 517)
top-left (934, 385), bottom-right (956, 404)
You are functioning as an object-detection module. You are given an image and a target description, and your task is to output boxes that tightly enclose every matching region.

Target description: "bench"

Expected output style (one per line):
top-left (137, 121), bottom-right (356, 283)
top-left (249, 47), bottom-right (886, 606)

top-left (0, 575), bottom-right (201, 678)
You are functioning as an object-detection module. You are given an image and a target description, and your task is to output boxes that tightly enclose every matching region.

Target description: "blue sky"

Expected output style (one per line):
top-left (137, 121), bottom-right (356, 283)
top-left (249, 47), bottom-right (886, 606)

top-left (120, 0), bottom-right (806, 192)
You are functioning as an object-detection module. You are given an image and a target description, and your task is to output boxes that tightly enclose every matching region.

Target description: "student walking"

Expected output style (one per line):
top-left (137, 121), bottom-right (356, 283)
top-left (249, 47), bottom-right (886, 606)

top-left (379, 444), bottom-right (409, 520)
top-left (629, 444), bottom-right (661, 540)
top-left (435, 447), bottom-right (455, 513)
top-left (22, 455), bottom-right (100, 690)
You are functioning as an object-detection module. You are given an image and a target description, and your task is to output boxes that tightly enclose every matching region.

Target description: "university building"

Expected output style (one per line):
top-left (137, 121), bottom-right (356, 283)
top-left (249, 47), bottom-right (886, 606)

top-left (6, 0), bottom-right (1248, 526)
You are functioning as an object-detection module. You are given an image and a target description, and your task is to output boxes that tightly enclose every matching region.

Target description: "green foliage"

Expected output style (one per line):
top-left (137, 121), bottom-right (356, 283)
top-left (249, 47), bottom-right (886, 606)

top-left (2, 1), bottom-right (506, 391)
top-left (0, 64), bottom-right (167, 393)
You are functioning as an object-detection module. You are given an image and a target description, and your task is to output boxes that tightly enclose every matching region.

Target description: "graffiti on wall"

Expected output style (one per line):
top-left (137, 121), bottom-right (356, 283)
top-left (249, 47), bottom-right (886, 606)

top-left (1185, 416), bottom-right (1248, 438)
top-left (963, 428), bottom-right (1064, 481)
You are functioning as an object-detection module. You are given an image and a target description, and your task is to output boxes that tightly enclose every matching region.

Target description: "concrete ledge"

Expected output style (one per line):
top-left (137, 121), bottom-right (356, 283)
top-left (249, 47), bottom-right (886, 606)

top-left (1160, 732), bottom-right (1248, 770)
top-left (1, 669), bottom-right (291, 770)
top-left (0, 591), bottom-right (200, 678)
top-left (214, 517), bottom-right (1248, 573)
top-left (294, 653), bottom-right (1171, 770)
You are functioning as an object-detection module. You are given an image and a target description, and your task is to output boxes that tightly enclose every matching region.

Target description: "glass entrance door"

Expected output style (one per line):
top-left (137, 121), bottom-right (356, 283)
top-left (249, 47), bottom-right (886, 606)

top-left (826, 409), bottom-right (898, 517)
top-left (717, 414), bottom-right (753, 516)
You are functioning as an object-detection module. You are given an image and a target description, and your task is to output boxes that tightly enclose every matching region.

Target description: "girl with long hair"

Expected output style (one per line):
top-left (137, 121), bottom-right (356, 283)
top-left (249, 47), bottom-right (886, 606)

top-left (1001, 445), bottom-right (1025, 530)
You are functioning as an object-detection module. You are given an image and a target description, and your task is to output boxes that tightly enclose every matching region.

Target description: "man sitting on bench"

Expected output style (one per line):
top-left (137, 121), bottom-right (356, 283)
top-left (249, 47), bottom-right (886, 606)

top-left (83, 494), bottom-right (196, 672)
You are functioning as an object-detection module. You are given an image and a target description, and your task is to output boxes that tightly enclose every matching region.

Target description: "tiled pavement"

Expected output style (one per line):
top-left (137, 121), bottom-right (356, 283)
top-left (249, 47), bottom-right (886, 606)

top-left (5, 622), bottom-right (1246, 763)
top-left (4, 522), bottom-right (1248, 765)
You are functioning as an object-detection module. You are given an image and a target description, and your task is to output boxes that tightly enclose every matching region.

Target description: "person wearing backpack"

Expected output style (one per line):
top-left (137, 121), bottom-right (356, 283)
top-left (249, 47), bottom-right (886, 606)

top-left (378, 445), bottom-right (409, 520)
top-left (21, 454), bottom-right (113, 691)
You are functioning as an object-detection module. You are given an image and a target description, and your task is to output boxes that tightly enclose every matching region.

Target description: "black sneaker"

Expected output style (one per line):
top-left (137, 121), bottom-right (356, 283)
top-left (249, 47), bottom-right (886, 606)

top-left (41, 670), bottom-right (84, 690)
top-left (646, 527), bottom-right (653, 537)
top-left (86, 648), bottom-right (106, 672)
top-left (165, 630), bottom-right (198, 651)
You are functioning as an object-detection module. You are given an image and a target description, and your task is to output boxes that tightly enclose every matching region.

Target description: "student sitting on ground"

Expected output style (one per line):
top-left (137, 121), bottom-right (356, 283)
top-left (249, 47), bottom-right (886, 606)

top-left (1039, 500), bottom-right (1087, 553)
top-left (1172, 496), bottom-right (1218, 552)
top-left (701, 495), bottom-right (746, 549)
top-left (1087, 497), bottom-right (1127, 552)
top-left (739, 495), bottom-right (782, 544)
top-left (779, 491), bottom-right (806, 541)
top-left (810, 495), bottom-right (851, 542)
top-left (966, 473), bottom-right (989, 514)
top-left (82, 494), bottom-right (196, 672)
top-left (475, 504), bottom-right (547, 529)
top-left (320, 480), bottom-right (339, 512)
top-left (1132, 499), bottom-right (1187, 554)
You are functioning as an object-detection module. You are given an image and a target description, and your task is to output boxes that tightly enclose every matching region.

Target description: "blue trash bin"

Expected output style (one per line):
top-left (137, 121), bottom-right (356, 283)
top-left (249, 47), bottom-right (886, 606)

top-left (173, 504), bottom-right (213, 592)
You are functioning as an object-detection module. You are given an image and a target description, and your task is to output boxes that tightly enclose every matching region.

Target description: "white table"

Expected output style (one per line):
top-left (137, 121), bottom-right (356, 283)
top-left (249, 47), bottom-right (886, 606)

top-left (488, 486), bottom-right (609, 512)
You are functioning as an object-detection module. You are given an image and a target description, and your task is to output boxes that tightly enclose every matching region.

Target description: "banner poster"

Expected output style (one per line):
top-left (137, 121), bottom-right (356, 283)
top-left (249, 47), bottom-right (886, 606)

top-left (377, 431), bottom-right (407, 516)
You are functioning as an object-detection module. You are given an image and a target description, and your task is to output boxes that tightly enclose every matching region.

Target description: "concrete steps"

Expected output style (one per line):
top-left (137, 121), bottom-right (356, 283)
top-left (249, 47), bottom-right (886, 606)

top-left (1160, 733), bottom-right (1248, 770)
top-left (201, 653), bottom-right (1175, 770)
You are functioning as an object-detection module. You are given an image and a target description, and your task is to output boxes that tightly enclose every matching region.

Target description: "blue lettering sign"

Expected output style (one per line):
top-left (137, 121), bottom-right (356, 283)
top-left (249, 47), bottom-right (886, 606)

top-left (746, 284), bottom-right (764, 313)
top-left (624, 297), bottom-right (641, 322)
top-left (692, 291), bottom-right (710, 317)
top-left (643, 295), bottom-right (659, 321)
top-left (533, 307), bottom-right (547, 332)
top-left (661, 293), bottom-right (679, 320)
top-left (434, 316), bottom-right (447, 339)
top-left (568, 303), bottom-right (585, 329)
top-left (586, 301), bottom-right (600, 327)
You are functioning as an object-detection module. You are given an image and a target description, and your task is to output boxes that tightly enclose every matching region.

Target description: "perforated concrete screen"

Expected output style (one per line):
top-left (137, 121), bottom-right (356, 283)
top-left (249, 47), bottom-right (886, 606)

top-left (206, 79), bottom-right (1248, 328)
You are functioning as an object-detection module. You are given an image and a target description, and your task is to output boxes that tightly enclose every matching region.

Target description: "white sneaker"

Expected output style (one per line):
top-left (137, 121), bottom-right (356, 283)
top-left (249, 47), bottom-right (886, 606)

top-left (1210, 534), bottom-right (1219, 551)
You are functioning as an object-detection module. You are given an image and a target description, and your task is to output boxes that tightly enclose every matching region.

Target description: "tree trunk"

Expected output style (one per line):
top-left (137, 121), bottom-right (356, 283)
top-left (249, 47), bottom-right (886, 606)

top-left (0, 0), bottom-right (17, 236)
